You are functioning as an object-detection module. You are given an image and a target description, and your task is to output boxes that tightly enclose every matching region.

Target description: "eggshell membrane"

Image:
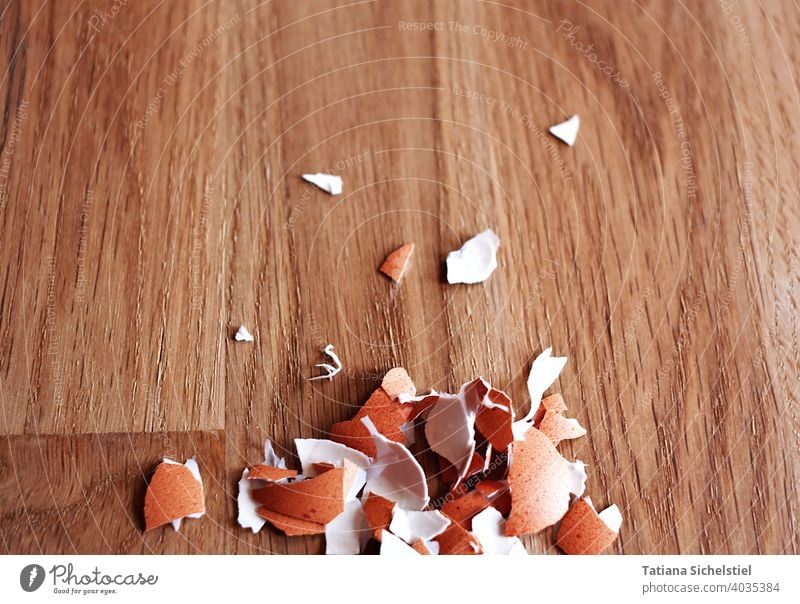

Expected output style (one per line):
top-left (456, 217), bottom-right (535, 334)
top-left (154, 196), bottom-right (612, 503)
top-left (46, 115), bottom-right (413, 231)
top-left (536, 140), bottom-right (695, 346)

top-left (363, 493), bottom-right (395, 540)
top-left (330, 387), bottom-right (413, 457)
top-left (247, 464), bottom-right (297, 482)
top-left (441, 489), bottom-right (491, 528)
top-left (556, 497), bottom-right (619, 555)
top-left (504, 426), bottom-right (576, 536)
top-left (252, 463), bottom-right (352, 525)
top-left (256, 507), bottom-right (326, 536)
top-left (379, 243), bottom-right (415, 282)
top-left (535, 393), bottom-right (587, 445)
top-left (381, 367), bottom-right (417, 399)
top-left (144, 461), bottom-right (205, 530)
top-left (434, 522), bottom-right (483, 555)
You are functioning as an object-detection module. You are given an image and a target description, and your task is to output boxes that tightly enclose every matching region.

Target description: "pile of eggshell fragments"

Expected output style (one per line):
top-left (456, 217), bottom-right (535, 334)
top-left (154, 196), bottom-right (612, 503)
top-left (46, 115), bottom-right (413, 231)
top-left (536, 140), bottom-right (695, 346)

top-left (143, 349), bottom-right (620, 554)
top-left (232, 348), bottom-right (622, 555)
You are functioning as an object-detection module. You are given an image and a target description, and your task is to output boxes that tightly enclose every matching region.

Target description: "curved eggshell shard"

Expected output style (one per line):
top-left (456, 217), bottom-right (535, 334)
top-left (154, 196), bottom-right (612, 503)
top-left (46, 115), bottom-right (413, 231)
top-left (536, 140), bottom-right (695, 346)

top-left (379, 243), bottom-right (415, 282)
top-left (424, 378), bottom-right (488, 486)
top-left (434, 522), bottom-right (483, 555)
top-left (440, 489), bottom-right (491, 528)
top-left (361, 416), bottom-right (429, 510)
top-left (513, 348), bottom-right (568, 440)
top-left (389, 508), bottom-right (450, 543)
top-left (504, 426), bottom-right (577, 536)
top-left (330, 387), bottom-right (413, 457)
top-left (363, 492), bottom-right (395, 540)
top-left (247, 465), bottom-right (297, 482)
top-left (251, 466), bottom-right (346, 525)
top-left (381, 367), bottom-right (417, 399)
top-left (144, 459), bottom-right (205, 531)
top-left (556, 497), bottom-right (621, 555)
top-left (257, 507), bottom-right (325, 536)
top-left (295, 438), bottom-right (370, 501)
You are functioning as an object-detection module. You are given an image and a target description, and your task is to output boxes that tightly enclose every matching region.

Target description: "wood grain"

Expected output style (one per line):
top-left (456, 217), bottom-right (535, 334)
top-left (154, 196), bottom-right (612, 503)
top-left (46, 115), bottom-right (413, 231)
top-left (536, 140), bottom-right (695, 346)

top-left (1, 0), bottom-right (797, 554)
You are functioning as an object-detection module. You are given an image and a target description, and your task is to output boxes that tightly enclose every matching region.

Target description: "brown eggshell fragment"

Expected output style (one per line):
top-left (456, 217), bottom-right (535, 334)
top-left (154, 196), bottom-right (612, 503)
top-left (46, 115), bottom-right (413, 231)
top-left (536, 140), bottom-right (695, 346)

top-left (379, 242), bottom-right (415, 282)
top-left (256, 507), bottom-right (326, 536)
top-left (504, 426), bottom-right (576, 536)
top-left (381, 367), bottom-right (417, 399)
top-left (535, 393), bottom-right (587, 445)
top-left (441, 490), bottom-right (491, 528)
top-left (247, 464), bottom-right (297, 482)
top-left (251, 466), bottom-right (346, 525)
top-left (330, 387), bottom-right (413, 457)
top-left (434, 522), bottom-right (483, 555)
top-left (439, 452), bottom-right (484, 486)
top-left (362, 493), bottom-right (396, 540)
top-left (476, 403), bottom-right (514, 452)
top-left (475, 480), bottom-right (513, 517)
top-left (411, 540), bottom-right (433, 555)
top-left (144, 461), bottom-right (205, 530)
top-left (556, 498), bottom-right (619, 554)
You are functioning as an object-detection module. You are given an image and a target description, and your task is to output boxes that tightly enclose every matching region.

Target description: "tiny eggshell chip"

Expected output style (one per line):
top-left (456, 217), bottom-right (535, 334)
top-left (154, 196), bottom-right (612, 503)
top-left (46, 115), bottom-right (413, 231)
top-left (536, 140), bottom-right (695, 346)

top-left (549, 114), bottom-right (580, 146)
top-left (380, 243), bottom-right (415, 283)
top-left (302, 172), bottom-right (342, 195)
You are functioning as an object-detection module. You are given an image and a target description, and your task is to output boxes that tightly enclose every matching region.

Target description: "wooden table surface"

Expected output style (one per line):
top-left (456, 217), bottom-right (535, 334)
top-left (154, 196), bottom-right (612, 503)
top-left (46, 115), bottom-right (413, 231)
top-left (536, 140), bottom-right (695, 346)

top-left (1, 0), bottom-right (798, 555)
